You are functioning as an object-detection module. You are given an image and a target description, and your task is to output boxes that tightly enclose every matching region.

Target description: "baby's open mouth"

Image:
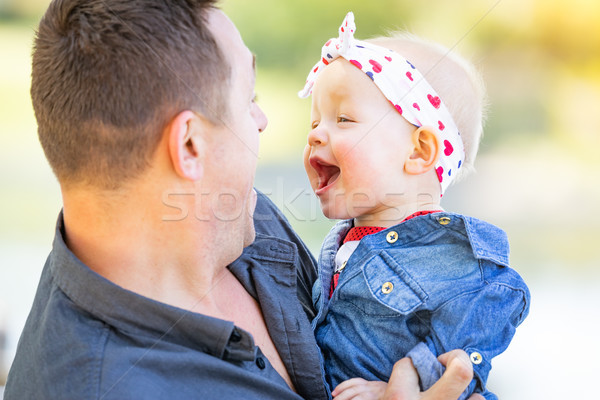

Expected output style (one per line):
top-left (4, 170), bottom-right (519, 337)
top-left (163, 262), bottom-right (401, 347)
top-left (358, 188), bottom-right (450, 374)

top-left (310, 157), bottom-right (340, 193)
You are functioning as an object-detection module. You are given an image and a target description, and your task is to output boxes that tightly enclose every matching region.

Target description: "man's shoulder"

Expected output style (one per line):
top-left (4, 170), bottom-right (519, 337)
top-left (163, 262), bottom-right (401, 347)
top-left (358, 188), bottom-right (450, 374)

top-left (5, 263), bottom-right (110, 399)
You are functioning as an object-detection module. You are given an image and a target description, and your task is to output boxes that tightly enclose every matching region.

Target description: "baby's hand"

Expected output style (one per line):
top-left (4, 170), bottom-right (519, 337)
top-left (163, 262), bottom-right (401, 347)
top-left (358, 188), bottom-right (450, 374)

top-left (332, 377), bottom-right (387, 400)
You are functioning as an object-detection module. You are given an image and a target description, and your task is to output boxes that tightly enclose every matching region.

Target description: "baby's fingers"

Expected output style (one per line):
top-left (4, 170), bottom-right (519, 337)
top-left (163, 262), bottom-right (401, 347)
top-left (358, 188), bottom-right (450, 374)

top-left (332, 378), bottom-right (368, 396)
top-left (333, 378), bottom-right (387, 400)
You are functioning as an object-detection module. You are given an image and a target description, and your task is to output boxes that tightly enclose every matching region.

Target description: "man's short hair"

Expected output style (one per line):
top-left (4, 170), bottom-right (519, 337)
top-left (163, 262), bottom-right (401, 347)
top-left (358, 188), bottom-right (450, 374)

top-left (31, 0), bottom-right (229, 189)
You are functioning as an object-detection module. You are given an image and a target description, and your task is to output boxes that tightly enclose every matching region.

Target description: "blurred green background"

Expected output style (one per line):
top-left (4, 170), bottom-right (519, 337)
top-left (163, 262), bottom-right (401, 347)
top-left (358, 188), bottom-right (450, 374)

top-left (1, 0), bottom-right (599, 398)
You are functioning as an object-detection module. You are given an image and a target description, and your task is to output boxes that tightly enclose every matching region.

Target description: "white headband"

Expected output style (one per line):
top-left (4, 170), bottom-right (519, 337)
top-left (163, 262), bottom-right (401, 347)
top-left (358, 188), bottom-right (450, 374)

top-left (299, 12), bottom-right (465, 194)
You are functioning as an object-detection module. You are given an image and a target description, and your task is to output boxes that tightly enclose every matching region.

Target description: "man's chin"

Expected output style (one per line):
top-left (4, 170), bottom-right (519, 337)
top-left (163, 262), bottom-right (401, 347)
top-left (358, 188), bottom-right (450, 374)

top-left (243, 189), bottom-right (258, 248)
top-left (243, 228), bottom-right (256, 248)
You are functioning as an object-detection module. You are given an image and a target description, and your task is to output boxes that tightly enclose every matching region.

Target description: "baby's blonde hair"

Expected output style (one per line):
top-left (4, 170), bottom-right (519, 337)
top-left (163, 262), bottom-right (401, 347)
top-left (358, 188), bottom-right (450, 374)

top-left (368, 32), bottom-right (487, 182)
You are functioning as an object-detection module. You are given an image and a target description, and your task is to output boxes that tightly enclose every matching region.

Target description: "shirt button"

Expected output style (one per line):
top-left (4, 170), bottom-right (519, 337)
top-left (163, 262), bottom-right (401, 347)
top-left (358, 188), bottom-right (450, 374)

top-left (381, 282), bottom-right (394, 294)
top-left (386, 231), bottom-right (398, 243)
top-left (438, 216), bottom-right (451, 225)
top-left (470, 351), bottom-right (483, 365)
top-left (256, 356), bottom-right (266, 369)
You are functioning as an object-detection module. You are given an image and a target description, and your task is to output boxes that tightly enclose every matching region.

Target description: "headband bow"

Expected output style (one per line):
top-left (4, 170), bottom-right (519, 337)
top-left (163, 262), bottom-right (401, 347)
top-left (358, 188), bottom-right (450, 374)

top-left (299, 12), bottom-right (465, 195)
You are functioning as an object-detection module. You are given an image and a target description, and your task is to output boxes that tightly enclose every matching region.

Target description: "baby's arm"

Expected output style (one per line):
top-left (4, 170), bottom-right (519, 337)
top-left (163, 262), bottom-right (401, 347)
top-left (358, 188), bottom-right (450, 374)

top-left (407, 282), bottom-right (529, 399)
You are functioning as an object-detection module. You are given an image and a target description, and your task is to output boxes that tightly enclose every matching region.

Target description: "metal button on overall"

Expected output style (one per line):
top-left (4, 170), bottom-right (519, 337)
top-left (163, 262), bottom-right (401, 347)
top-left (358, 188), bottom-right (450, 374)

top-left (438, 216), bottom-right (451, 225)
top-left (382, 282), bottom-right (394, 294)
top-left (386, 231), bottom-right (398, 243)
top-left (470, 352), bottom-right (482, 365)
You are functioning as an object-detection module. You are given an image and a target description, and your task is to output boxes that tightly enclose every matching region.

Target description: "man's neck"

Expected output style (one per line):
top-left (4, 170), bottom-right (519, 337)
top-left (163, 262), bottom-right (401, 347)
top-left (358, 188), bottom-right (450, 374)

top-left (61, 183), bottom-right (232, 312)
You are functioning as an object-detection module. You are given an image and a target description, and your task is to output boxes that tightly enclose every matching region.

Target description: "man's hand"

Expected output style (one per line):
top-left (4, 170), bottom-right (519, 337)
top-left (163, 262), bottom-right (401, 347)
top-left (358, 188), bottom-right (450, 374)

top-left (383, 350), bottom-right (485, 400)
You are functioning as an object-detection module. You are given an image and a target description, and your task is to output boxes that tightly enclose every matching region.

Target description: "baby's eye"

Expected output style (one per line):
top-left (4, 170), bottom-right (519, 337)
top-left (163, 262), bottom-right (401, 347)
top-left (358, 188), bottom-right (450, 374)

top-left (311, 121), bottom-right (319, 129)
top-left (338, 116), bottom-right (352, 123)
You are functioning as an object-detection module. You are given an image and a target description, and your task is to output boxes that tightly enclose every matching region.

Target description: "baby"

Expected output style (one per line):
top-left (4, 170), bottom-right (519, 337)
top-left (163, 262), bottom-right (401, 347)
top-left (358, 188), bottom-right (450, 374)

top-left (299, 12), bottom-right (530, 400)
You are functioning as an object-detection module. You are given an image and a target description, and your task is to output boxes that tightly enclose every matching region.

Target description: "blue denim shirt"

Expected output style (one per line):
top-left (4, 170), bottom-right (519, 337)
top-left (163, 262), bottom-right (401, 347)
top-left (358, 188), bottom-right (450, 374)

top-left (5, 191), bottom-right (329, 400)
top-left (312, 212), bottom-right (530, 400)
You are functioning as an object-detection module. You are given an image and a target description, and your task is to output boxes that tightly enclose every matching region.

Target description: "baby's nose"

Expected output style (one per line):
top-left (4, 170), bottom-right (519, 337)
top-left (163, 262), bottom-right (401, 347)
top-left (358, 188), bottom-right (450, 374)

top-left (307, 125), bottom-right (328, 146)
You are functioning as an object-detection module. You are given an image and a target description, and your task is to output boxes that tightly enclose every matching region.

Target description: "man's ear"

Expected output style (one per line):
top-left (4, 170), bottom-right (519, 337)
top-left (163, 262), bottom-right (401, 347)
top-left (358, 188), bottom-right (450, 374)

top-left (404, 126), bottom-right (441, 175)
top-left (167, 110), bottom-right (206, 181)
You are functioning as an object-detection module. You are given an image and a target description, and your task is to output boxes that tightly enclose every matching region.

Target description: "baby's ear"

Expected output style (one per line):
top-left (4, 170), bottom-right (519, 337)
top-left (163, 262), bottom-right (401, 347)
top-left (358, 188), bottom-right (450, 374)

top-left (404, 126), bottom-right (441, 175)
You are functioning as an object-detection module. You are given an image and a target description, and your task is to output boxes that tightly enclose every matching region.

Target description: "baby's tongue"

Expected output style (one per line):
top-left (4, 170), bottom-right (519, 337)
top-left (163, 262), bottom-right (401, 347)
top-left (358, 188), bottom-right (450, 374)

top-left (327, 168), bottom-right (340, 186)
top-left (322, 165), bottom-right (340, 186)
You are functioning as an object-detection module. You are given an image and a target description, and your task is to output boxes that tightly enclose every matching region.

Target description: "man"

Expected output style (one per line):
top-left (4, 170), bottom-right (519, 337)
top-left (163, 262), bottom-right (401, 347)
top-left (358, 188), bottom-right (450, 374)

top-left (5, 1), bottom-right (480, 398)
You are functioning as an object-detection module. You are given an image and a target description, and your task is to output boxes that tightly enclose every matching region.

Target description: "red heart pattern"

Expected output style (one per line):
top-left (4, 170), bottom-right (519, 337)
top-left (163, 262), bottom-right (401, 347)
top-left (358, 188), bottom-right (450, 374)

top-left (436, 167), bottom-right (444, 183)
top-left (369, 59), bottom-right (382, 73)
top-left (350, 59), bottom-right (362, 69)
top-left (443, 140), bottom-right (453, 156)
top-left (428, 94), bottom-right (441, 109)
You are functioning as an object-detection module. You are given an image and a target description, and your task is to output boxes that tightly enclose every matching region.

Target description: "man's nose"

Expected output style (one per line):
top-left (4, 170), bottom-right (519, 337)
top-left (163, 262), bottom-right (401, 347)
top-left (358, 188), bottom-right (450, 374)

top-left (255, 104), bottom-right (268, 133)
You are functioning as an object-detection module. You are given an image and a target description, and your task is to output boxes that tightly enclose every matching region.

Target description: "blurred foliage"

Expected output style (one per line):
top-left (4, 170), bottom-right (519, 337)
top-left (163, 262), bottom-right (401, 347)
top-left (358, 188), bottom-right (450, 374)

top-left (0, 0), bottom-right (46, 21)
top-left (223, 0), bottom-right (419, 72)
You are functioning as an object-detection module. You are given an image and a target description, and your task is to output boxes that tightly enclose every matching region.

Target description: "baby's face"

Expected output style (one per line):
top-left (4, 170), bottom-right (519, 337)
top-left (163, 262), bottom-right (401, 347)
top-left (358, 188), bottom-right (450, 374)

top-left (304, 59), bottom-right (416, 222)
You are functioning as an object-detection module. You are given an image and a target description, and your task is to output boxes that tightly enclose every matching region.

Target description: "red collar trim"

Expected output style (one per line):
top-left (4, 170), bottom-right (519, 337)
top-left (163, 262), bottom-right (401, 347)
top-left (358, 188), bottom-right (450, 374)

top-left (343, 210), bottom-right (442, 244)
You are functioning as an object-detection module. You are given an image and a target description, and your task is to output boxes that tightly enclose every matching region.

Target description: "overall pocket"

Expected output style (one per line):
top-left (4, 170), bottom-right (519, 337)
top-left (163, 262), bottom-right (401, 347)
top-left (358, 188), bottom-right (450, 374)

top-left (338, 251), bottom-right (428, 316)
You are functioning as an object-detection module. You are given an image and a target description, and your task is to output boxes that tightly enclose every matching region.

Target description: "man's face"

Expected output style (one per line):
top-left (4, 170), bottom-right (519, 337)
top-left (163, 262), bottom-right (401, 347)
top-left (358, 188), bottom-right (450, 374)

top-left (202, 10), bottom-right (267, 247)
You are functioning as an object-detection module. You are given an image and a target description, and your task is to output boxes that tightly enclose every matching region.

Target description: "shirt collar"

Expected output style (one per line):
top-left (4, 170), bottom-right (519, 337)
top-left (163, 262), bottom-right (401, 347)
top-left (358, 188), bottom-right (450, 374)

top-left (49, 212), bottom-right (262, 362)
